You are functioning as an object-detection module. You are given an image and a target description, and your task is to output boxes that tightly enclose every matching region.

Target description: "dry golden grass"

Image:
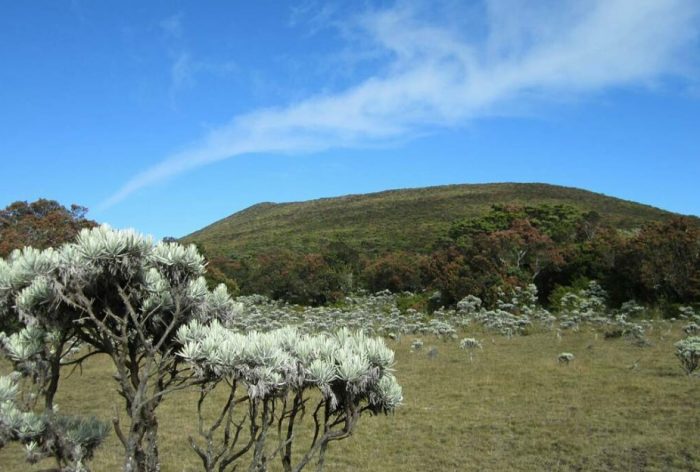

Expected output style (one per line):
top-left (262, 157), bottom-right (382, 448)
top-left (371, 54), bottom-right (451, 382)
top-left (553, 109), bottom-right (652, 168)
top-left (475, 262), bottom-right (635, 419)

top-left (2, 323), bottom-right (699, 471)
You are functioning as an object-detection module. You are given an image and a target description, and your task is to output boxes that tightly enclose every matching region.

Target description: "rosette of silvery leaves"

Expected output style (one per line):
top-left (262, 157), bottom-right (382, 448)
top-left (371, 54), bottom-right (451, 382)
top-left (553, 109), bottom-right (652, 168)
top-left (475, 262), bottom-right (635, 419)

top-left (177, 324), bottom-right (402, 412)
top-left (55, 226), bottom-right (235, 338)
top-left (0, 374), bottom-right (109, 467)
top-left (675, 336), bottom-right (700, 374)
top-left (0, 373), bottom-right (45, 449)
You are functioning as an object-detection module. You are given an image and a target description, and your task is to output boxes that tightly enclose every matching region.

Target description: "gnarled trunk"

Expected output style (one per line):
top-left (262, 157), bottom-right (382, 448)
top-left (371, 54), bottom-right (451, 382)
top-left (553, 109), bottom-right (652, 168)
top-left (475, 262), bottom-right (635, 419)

top-left (123, 407), bottom-right (160, 472)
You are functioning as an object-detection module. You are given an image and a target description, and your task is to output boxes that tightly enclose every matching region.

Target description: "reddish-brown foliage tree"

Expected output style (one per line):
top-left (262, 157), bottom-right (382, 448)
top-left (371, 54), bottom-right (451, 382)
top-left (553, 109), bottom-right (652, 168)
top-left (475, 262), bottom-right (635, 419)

top-left (422, 242), bottom-right (503, 306)
top-left (0, 199), bottom-right (96, 257)
top-left (487, 219), bottom-right (564, 281)
top-left (622, 217), bottom-right (700, 303)
top-left (241, 250), bottom-right (345, 305)
top-left (362, 251), bottom-right (425, 293)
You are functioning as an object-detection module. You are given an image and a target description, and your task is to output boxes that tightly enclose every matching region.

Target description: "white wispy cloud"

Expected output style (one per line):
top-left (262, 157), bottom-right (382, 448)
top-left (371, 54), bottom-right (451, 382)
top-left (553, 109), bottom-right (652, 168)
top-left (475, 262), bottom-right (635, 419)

top-left (161, 13), bottom-right (238, 110)
top-left (102, 0), bottom-right (699, 208)
top-left (160, 12), bottom-right (184, 39)
top-left (170, 52), bottom-right (195, 91)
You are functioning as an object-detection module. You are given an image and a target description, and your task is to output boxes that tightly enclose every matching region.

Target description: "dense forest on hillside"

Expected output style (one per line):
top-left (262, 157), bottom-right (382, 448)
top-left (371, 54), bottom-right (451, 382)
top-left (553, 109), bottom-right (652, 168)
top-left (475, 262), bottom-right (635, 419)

top-left (182, 184), bottom-right (700, 312)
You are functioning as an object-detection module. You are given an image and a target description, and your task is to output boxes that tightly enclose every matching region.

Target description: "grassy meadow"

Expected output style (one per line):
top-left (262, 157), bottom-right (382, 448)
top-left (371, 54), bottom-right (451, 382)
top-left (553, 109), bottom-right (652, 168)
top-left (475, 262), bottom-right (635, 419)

top-left (2, 323), bottom-right (699, 471)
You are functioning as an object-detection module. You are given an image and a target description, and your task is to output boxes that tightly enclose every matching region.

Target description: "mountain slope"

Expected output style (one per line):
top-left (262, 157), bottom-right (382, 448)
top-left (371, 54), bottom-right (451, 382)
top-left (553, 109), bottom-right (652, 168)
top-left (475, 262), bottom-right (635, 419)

top-left (183, 183), bottom-right (689, 258)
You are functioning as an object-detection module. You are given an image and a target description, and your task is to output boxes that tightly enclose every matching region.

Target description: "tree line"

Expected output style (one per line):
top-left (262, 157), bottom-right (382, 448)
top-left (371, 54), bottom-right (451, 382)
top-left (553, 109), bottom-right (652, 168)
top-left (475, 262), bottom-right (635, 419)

top-left (209, 204), bottom-right (700, 311)
top-left (2, 199), bottom-right (699, 313)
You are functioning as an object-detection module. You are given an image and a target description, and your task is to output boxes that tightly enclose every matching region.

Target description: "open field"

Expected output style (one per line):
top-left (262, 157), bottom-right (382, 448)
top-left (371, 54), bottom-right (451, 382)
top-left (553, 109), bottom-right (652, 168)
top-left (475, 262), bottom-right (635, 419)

top-left (2, 323), bottom-right (699, 471)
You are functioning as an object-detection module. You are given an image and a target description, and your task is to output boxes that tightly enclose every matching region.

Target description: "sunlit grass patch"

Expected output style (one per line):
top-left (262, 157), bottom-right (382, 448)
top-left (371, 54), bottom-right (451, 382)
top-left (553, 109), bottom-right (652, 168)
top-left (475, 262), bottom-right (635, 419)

top-left (3, 324), bottom-right (698, 471)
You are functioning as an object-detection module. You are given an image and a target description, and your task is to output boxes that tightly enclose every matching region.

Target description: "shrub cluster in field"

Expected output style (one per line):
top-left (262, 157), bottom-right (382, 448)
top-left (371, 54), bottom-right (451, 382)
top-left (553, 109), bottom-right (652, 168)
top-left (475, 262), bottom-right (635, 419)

top-left (228, 283), bottom-right (700, 375)
top-left (226, 282), bottom-right (655, 344)
top-left (675, 336), bottom-right (700, 375)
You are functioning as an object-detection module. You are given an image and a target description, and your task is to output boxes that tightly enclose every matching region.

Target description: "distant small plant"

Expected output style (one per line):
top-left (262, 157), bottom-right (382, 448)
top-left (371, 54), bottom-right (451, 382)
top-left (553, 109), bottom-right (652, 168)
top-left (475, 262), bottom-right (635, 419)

top-left (411, 339), bottom-right (424, 351)
top-left (678, 306), bottom-right (696, 320)
top-left (459, 338), bottom-right (482, 362)
top-left (559, 320), bottom-right (579, 331)
top-left (604, 328), bottom-right (623, 339)
top-left (427, 346), bottom-right (438, 359)
top-left (619, 300), bottom-right (645, 318)
top-left (456, 295), bottom-right (482, 315)
top-left (459, 338), bottom-right (483, 350)
top-left (683, 323), bottom-right (700, 336)
top-left (557, 352), bottom-right (575, 365)
top-left (555, 280), bottom-right (608, 325)
top-left (607, 314), bottom-right (650, 347)
top-left (675, 337), bottom-right (700, 375)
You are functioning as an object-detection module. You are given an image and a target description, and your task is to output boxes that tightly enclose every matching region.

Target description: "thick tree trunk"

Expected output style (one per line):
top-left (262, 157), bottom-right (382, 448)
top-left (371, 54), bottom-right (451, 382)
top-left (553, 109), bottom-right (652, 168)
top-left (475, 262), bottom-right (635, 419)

top-left (123, 406), bottom-right (160, 472)
top-left (144, 414), bottom-right (160, 472)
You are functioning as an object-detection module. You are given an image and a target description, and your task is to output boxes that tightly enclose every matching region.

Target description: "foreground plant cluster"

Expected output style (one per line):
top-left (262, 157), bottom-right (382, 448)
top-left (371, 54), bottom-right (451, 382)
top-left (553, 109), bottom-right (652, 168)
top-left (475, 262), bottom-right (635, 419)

top-left (0, 226), bottom-right (401, 472)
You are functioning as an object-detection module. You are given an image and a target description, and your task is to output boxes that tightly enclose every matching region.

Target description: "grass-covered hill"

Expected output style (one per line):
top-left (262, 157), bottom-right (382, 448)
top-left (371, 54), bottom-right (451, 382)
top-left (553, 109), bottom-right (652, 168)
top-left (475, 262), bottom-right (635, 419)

top-left (183, 182), bottom-right (686, 258)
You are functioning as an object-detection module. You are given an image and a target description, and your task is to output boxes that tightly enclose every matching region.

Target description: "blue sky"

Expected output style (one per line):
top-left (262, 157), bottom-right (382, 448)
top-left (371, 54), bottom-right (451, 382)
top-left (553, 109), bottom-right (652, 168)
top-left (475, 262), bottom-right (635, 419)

top-left (1, 0), bottom-right (699, 240)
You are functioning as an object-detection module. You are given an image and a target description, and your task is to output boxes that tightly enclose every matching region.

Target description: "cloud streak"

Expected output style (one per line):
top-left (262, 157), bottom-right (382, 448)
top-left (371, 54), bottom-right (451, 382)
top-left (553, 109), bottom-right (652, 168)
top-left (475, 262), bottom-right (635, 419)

top-left (102, 0), bottom-right (699, 208)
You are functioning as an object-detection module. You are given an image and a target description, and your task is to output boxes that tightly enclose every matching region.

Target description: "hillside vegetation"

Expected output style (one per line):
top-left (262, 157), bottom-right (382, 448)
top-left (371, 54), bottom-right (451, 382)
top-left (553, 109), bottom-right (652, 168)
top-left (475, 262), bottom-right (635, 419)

top-left (184, 183), bottom-right (681, 258)
top-left (181, 183), bottom-right (699, 309)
